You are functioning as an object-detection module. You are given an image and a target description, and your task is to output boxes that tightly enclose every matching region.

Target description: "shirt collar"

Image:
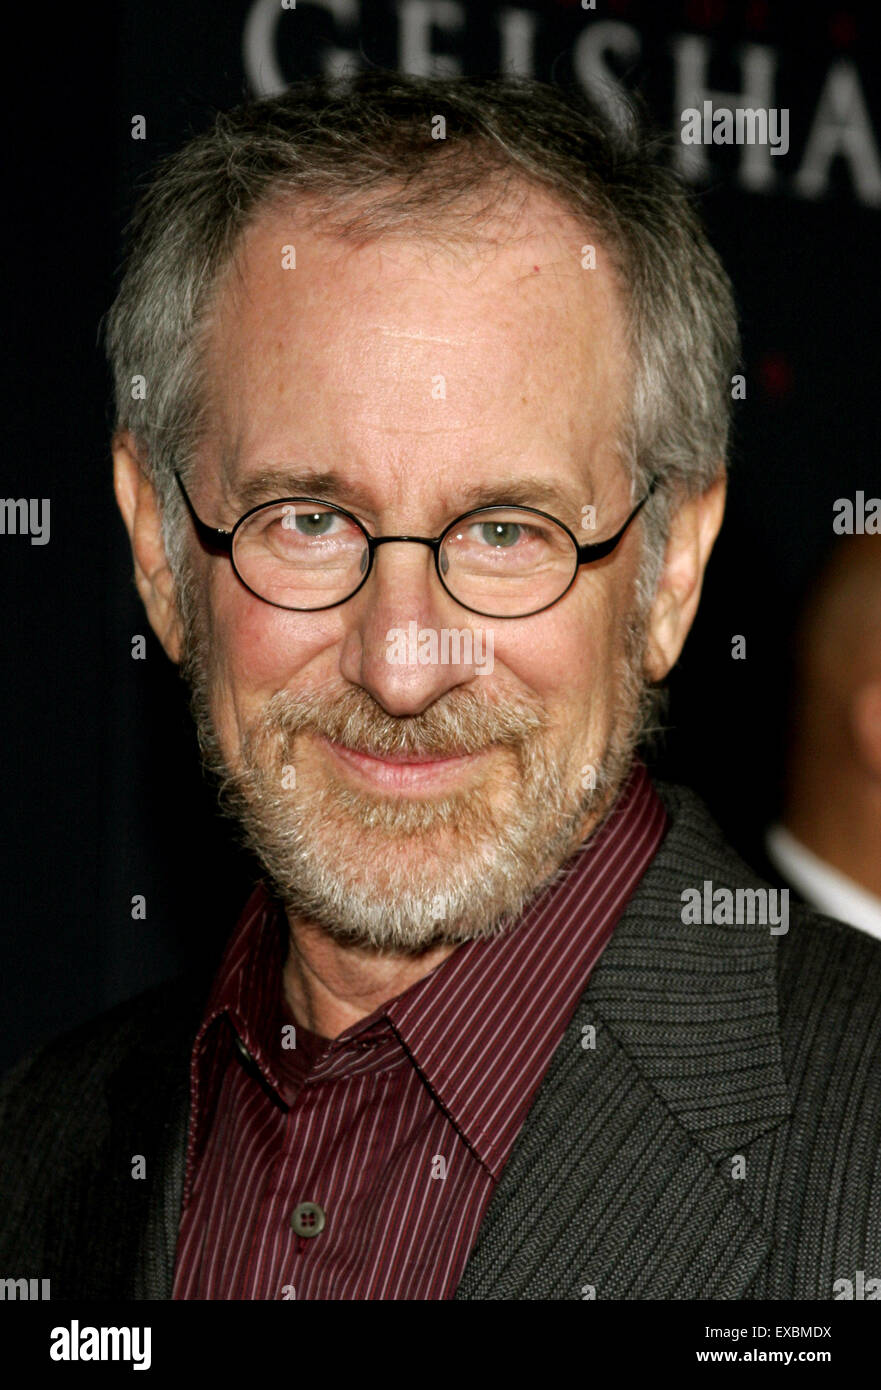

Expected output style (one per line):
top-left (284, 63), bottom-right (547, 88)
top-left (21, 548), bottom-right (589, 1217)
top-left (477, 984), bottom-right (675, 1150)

top-left (765, 822), bottom-right (881, 942)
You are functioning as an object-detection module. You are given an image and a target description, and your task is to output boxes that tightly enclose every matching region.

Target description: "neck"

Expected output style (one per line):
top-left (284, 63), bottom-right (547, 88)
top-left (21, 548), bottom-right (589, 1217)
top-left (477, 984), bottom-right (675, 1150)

top-left (282, 916), bottom-right (457, 1040)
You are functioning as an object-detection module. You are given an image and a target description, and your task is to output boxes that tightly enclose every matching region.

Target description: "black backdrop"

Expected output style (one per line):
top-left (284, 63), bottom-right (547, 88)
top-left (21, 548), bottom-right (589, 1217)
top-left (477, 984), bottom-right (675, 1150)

top-left (3, 0), bottom-right (880, 1073)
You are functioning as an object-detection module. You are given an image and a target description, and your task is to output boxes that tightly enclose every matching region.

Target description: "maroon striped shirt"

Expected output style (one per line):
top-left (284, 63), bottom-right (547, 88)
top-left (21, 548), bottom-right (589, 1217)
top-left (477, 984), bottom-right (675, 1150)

top-left (172, 759), bottom-right (667, 1300)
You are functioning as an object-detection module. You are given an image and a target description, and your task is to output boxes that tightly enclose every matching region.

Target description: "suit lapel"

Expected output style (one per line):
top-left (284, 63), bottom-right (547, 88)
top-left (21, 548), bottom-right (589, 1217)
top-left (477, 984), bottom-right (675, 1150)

top-left (453, 989), bottom-right (775, 1299)
top-left (455, 784), bottom-right (793, 1300)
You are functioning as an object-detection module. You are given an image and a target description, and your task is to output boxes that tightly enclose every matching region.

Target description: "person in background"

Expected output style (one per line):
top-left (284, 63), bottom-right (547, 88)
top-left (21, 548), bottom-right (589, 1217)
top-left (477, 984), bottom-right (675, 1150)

top-left (766, 533), bottom-right (881, 941)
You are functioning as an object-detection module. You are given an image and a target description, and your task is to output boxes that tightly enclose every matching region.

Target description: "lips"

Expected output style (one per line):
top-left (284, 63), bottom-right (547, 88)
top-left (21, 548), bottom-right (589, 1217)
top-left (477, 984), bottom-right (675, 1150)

top-left (333, 745), bottom-right (472, 765)
top-left (312, 732), bottom-right (486, 790)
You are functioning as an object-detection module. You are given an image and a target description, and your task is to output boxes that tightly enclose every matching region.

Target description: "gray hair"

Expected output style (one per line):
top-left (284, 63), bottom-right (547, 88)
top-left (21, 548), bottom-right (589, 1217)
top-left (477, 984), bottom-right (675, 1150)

top-left (103, 71), bottom-right (740, 624)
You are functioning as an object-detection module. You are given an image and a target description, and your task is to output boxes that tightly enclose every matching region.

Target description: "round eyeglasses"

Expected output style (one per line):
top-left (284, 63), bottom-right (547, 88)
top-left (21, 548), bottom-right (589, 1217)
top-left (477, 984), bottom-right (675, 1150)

top-left (174, 472), bottom-right (658, 619)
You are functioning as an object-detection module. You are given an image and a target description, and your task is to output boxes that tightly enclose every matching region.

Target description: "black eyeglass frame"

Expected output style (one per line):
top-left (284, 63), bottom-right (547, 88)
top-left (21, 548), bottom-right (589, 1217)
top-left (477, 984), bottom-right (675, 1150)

top-left (173, 470), bottom-right (659, 619)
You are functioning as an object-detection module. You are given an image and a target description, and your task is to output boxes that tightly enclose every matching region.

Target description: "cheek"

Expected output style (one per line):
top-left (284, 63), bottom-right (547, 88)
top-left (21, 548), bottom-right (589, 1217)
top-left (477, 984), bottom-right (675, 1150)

top-left (204, 569), bottom-right (343, 699)
top-left (496, 576), bottom-right (621, 712)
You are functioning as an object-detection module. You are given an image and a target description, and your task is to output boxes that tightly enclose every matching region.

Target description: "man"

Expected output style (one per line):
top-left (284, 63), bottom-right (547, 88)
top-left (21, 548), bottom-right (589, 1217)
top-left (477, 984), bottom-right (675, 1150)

top-left (1, 73), bottom-right (879, 1301)
top-left (764, 533), bottom-right (881, 941)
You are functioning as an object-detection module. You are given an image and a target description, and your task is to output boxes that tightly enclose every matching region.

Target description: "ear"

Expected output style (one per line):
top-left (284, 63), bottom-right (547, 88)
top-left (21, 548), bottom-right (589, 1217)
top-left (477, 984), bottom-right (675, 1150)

top-left (113, 434), bottom-right (185, 664)
top-left (643, 474), bottom-right (726, 682)
top-left (852, 678), bottom-right (881, 780)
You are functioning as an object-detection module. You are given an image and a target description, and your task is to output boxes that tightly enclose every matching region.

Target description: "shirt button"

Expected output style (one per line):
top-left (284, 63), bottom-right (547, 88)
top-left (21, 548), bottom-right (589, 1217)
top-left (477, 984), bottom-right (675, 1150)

top-left (290, 1202), bottom-right (326, 1238)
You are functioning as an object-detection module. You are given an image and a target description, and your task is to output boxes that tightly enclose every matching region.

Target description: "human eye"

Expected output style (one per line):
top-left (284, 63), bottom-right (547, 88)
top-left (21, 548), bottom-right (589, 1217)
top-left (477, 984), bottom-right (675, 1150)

top-left (279, 505), bottom-right (350, 538)
top-left (459, 512), bottom-right (560, 555)
top-left (445, 509), bottom-right (570, 578)
top-left (467, 517), bottom-right (533, 548)
top-left (243, 503), bottom-right (364, 564)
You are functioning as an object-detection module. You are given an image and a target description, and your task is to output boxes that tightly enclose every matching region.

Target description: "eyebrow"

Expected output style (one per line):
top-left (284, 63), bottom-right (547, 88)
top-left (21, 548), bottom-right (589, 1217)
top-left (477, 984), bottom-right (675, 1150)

top-left (234, 470), bottom-right (369, 512)
top-left (232, 468), bottom-right (586, 524)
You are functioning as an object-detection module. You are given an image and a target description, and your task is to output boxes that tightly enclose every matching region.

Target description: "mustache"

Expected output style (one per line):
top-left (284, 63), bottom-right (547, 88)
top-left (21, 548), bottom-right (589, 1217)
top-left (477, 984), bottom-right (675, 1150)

top-left (246, 683), bottom-right (548, 760)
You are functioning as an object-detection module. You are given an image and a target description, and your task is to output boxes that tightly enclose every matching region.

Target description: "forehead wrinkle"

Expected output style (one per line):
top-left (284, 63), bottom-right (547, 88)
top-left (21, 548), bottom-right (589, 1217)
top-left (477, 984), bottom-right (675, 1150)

top-left (376, 327), bottom-right (466, 345)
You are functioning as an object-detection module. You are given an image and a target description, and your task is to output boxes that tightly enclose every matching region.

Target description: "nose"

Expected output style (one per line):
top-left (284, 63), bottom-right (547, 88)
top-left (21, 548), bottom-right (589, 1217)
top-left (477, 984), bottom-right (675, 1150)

top-left (338, 539), bottom-right (493, 717)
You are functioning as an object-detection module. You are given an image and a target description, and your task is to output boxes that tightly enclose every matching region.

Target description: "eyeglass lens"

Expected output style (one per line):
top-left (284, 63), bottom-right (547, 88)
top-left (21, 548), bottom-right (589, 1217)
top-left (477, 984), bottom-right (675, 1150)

top-left (231, 501), bottom-right (579, 615)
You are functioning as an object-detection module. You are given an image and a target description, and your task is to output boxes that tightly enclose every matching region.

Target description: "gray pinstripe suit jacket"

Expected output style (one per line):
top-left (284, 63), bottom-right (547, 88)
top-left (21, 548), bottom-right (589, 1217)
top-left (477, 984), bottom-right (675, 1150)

top-left (2, 781), bottom-right (880, 1300)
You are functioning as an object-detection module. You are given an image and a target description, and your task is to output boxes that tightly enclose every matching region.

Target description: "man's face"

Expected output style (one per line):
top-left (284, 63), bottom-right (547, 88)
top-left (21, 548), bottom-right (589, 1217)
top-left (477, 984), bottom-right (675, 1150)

top-left (173, 191), bottom-right (653, 950)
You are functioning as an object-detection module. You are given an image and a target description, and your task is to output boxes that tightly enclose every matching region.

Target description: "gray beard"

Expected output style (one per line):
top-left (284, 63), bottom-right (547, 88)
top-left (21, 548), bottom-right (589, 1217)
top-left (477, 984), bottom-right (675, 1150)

top-left (178, 581), bottom-right (657, 953)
